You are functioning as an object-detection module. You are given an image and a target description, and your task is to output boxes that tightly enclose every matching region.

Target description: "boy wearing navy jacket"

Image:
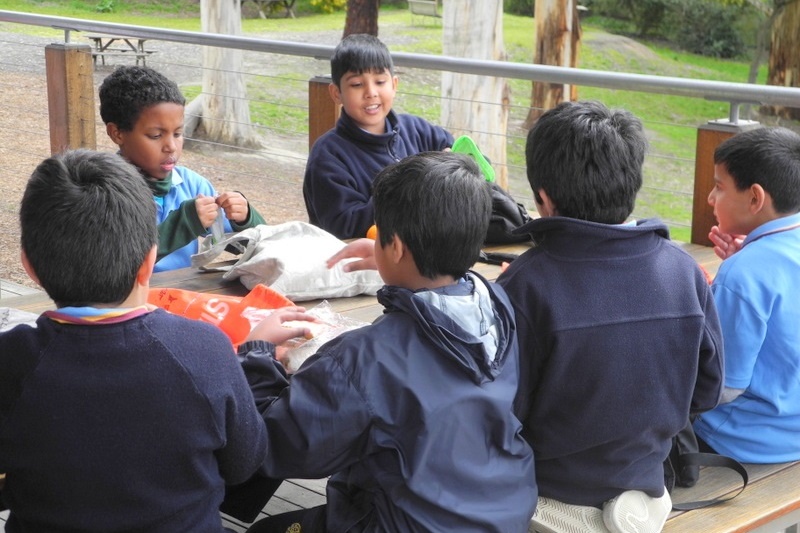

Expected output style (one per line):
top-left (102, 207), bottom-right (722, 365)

top-left (498, 101), bottom-right (724, 533)
top-left (303, 34), bottom-right (453, 240)
top-left (0, 150), bottom-right (266, 532)
top-left (241, 152), bottom-right (536, 533)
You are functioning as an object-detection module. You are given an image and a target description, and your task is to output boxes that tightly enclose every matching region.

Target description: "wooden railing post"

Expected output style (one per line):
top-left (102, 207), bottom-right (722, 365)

top-left (45, 43), bottom-right (96, 155)
top-left (691, 119), bottom-right (761, 246)
top-left (308, 75), bottom-right (339, 150)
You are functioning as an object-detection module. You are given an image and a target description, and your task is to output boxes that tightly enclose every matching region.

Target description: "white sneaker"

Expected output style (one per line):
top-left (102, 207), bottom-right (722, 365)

top-left (602, 490), bottom-right (672, 533)
top-left (529, 496), bottom-right (610, 533)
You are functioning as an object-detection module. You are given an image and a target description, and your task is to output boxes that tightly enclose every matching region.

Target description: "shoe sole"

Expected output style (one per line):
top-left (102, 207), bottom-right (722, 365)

top-left (602, 490), bottom-right (671, 533)
top-left (530, 497), bottom-right (609, 533)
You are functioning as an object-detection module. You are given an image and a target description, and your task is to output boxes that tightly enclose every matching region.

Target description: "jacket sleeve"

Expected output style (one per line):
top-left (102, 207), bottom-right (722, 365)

top-left (156, 199), bottom-right (206, 260)
top-left (210, 339), bottom-right (269, 486)
top-left (230, 202), bottom-right (266, 231)
top-left (691, 281), bottom-right (725, 415)
top-left (238, 339), bottom-right (373, 480)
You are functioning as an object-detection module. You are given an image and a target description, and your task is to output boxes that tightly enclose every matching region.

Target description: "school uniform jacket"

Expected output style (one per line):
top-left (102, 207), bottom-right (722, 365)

top-left (0, 309), bottom-right (267, 532)
top-left (498, 216), bottom-right (724, 506)
top-left (302, 109), bottom-right (454, 240)
top-left (239, 272), bottom-right (537, 533)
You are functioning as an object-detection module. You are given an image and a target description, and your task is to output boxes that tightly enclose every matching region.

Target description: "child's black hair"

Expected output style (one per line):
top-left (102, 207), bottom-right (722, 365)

top-left (20, 150), bottom-right (157, 307)
top-left (526, 100), bottom-right (648, 224)
top-left (99, 65), bottom-right (186, 131)
top-left (372, 151), bottom-right (491, 280)
top-left (330, 34), bottom-right (394, 87)
top-left (715, 127), bottom-right (800, 214)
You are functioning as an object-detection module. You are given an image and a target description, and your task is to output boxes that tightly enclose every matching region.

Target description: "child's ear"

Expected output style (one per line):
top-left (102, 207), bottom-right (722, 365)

top-left (392, 75), bottom-right (399, 91)
top-left (384, 233), bottom-right (406, 264)
top-left (535, 188), bottom-right (558, 217)
top-left (20, 249), bottom-right (41, 287)
top-left (328, 83), bottom-right (342, 106)
top-left (136, 245), bottom-right (158, 286)
top-left (749, 183), bottom-right (768, 214)
top-left (106, 122), bottom-right (124, 146)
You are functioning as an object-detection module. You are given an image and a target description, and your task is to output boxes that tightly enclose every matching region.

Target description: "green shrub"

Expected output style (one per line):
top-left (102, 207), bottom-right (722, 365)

top-left (95, 0), bottom-right (113, 12)
top-left (504, 0), bottom-right (533, 17)
top-left (665, 0), bottom-right (746, 58)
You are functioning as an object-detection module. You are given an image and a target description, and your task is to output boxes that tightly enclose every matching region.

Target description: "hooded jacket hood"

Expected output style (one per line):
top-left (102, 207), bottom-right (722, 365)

top-left (377, 271), bottom-right (515, 384)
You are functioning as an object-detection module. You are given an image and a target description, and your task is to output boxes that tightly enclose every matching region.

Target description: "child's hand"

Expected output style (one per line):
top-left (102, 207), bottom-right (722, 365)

top-left (708, 225), bottom-right (744, 260)
top-left (245, 306), bottom-right (317, 344)
top-left (216, 192), bottom-right (249, 224)
top-left (195, 195), bottom-right (219, 229)
top-left (326, 238), bottom-right (377, 272)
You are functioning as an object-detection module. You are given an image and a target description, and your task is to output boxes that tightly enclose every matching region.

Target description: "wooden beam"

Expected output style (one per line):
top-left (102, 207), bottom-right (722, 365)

top-left (308, 75), bottom-right (339, 151)
top-left (44, 43), bottom-right (97, 154)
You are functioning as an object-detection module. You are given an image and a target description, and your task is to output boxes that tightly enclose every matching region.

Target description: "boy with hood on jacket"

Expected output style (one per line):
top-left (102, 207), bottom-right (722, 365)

top-left (238, 151), bottom-right (537, 533)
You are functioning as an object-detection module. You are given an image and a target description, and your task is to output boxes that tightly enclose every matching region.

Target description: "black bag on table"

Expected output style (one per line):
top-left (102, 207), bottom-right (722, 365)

top-left (663, 419), bottom-right (749, 511)
top-left (485, 182), bottom-right (534, 245)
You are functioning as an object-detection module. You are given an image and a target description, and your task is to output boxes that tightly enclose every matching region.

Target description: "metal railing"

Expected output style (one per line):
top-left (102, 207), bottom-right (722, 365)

top-left (2, 9), bottom-right (800, 246)
top-left (3, 10), bottom-right (800, 118)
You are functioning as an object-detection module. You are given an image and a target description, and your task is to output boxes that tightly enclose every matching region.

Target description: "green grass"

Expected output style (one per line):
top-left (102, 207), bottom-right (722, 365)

top-left (1, 1), bottom-right (790, 240)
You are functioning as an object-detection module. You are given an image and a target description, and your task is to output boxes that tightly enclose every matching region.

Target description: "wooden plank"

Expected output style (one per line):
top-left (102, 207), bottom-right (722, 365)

top-left (669, 462), bottom-right (787, 516)
top-left (665, 461), bottom-right (800, 533)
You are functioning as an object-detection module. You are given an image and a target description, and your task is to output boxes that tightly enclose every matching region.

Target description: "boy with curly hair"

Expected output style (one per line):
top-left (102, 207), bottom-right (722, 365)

top-left (99, 65), bottom-right (266, 272)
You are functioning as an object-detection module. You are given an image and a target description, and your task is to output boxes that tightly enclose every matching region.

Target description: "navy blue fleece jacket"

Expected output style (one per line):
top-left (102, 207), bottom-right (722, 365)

top-left (498, 216), bottom-right (723, 506)
top-left (302, 109), bottom-right (453, 239)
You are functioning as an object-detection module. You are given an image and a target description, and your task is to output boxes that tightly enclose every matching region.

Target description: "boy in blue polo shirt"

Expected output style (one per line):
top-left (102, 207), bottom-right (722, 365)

top-left (694, 126), bottom-right (800, 463)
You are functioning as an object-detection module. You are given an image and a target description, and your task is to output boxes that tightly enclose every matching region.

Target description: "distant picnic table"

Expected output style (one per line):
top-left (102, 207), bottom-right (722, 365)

top-left (84, 33), bottom-right (156, 66)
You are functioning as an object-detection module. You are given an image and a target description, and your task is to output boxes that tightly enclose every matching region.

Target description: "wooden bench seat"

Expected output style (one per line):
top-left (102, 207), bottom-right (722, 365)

top-left (665, 460), bottom-right (800, 532)
top-left (243, 0), bottom-right (296, 19)
top-left (408, 0), bottom-right (441, 25)
top-left (91, 49), bottom-right (156, 67)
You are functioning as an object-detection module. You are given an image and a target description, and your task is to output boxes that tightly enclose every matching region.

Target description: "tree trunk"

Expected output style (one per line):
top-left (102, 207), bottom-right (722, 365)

top-left (441, 0), bottom-right (510, 188)
top-left (187, 0), bottom-right (259, 148)
top-left (762, 0), bottom-right (800, 119)
top-left (524, 0), bottom-right (581, 129)
top-left (343, 0), bottom-right (379, 37)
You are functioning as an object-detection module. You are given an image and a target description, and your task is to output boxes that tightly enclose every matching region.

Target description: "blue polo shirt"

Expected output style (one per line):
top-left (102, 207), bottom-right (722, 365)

top-left (694, 212), bottom-right (800, 463)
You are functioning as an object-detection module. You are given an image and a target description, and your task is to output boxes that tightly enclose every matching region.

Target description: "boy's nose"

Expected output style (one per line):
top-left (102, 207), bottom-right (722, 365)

top-left (707, 189), bottom-right (715, 206)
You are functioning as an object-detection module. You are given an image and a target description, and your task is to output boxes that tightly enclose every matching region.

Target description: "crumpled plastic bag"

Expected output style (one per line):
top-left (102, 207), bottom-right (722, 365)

top-left (0, 307), bottom-right (39, 332)
top-left (278, 300), bottom-right (369, 373)
top-left (191, 221), bottom-right (384, 302)
top-left (148, 284), bottom-right (294, 349)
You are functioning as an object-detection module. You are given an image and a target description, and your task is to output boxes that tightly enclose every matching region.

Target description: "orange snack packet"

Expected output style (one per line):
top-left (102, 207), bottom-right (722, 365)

top-left (148, 284), bottom-right (294, 349)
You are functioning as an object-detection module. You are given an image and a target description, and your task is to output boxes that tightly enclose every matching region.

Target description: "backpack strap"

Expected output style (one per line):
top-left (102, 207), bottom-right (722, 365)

top-left (672, 452), bottom-right (749, 511)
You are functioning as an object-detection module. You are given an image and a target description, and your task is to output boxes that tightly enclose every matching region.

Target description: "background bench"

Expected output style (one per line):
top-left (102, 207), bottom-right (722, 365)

top-left (408, 0), bottom-right (441, 25)
top-left (243, 0), bottom-right (295, 19)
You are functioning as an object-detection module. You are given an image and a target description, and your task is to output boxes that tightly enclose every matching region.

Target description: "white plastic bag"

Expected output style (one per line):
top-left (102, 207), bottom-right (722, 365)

top-left (192, 221), bottom-right (384, 302)
top-left (278, 300), bottom-right (369, 373)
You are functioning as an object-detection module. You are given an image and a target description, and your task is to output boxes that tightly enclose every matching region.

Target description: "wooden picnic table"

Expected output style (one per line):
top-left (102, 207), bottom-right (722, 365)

top-left (84, 33), bottom-right (155, 66)
top-left (10, 241), bottom-right (799, 532)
